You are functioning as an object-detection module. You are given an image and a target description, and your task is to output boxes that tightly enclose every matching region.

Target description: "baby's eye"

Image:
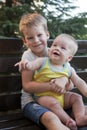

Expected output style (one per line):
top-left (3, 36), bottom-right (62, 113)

top-left (61, 47), bottom-right (66, 50)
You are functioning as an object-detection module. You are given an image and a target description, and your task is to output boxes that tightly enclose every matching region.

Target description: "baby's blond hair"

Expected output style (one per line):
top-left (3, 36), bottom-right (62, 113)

top-left (57, 34), bottom-right (78, 56)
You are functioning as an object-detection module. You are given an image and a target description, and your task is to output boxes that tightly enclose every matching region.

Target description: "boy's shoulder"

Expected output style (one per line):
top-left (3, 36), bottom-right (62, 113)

top-left (22, 49), bottom-right (38, 61)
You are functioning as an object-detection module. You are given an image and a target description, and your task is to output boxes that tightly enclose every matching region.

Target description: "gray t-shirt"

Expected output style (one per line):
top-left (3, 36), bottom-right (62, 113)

top-left (21, 48), bottom-right (45, 108)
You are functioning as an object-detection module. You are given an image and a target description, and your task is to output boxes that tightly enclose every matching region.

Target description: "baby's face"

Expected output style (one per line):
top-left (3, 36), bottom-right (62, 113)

top-left (49, 37), bottom-right (73, 65)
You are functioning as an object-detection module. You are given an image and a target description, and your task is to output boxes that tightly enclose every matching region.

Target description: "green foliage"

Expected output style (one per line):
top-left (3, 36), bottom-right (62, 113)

top-left (0, 3), bottom-right (35, 37)
top-left (48, 13), bottom-right (87, 39)
top-left (0, 0), bottom-right (87, 39)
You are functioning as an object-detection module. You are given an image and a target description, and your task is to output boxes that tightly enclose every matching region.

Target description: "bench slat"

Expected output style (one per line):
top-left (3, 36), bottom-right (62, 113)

top-left (77, 71), bottom-right (87, 83)
top-left (47, 39), bottom-right (87, 55)
top-left (0, 112), bottom-right (43, 130)
top-left (71, 56), bottom-right (87, 70)
top-left (0, 38), bottom-right (23, 54)
top-left (0, 93), bottom-right (21, 111)
top-left (77, 40), bottom-right (87, 54)
top-left (16, 126), bottom-right (43, 130)
top-left (0, 75), bottom-right (22, 93)
top-left (0, 56), bottom-right (21, 73)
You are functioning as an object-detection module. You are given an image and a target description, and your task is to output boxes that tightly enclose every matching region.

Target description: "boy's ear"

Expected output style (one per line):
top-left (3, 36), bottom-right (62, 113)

top-left (22, 38), bottom-right (27, 46)
top-left (48, 48), bottom-right (51, 57)
top-left (47, 31), bottom-right (50, 39)
top-left (48, 48), bottom-right (50, 53)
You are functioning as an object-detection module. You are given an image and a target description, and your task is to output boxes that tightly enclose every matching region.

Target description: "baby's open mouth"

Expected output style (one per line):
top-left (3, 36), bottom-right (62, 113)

top-left (53, 52), bottom-right (59, 56)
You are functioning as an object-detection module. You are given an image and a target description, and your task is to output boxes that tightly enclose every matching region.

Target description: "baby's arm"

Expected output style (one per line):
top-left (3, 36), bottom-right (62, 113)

top-left (15, 58), bottom-right (44, 71)
top-left (26, 58), bottom-right (44, 70)
top-left (70, 67), bottom-right (87, 97)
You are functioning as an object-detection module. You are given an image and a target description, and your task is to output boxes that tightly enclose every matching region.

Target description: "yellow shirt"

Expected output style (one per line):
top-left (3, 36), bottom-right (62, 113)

top-left (34, 57), bottom-right (71, 107)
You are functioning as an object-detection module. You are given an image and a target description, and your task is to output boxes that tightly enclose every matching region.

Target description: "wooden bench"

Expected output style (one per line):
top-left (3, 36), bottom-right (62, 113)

top-left (0, 38), bottom-right (87, 130)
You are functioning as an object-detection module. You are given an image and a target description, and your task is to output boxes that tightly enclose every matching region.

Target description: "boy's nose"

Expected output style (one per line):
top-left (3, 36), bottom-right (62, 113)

top-left (34, 37), bottom-right (39, 43)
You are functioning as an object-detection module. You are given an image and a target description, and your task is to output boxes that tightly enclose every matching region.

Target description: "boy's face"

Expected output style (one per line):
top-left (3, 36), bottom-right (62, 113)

top-left (49, 37), bottom-right (73, 65)
top-left (23, 24), bottom-right (49, 57)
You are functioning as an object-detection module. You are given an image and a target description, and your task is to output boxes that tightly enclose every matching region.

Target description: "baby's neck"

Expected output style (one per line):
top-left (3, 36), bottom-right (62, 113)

top-left (51, 62), bottom-right (63, 69)
top-left (50, 59), bottom-right (65, 69)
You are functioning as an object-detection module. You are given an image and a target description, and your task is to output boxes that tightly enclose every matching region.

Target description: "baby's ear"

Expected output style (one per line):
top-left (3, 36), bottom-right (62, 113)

top-left (68, 56), bottom-right (73, 62)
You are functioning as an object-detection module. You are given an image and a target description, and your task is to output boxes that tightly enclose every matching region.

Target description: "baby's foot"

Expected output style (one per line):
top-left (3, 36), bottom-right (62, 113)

top-left (66, 118), bottom-right (77, 130)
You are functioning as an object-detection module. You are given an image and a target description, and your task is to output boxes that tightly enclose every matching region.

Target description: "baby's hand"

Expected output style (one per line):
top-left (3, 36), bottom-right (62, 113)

top-left (14, 59), bottom-right (29, 71)
top-left (51, 77), bottom-right (68, 94)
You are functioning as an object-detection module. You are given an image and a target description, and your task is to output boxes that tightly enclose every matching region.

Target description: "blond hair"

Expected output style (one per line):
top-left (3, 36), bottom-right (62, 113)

top-left (19, 13), bottom-right (48, 36)
top-left (57, 33), bottom-right (78, 56)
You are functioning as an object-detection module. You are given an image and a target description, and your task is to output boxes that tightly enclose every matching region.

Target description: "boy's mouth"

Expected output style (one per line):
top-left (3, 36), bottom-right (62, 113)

top-left (34, 43), bottom-right (42, 47)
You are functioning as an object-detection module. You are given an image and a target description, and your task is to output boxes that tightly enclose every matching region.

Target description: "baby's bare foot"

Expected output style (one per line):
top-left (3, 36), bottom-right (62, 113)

top-left (66, 118), bottom-right (77, 130)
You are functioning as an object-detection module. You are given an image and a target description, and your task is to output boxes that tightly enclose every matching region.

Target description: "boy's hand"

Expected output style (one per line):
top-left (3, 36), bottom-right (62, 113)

top-left (66, 80), bottom-right (74, 90)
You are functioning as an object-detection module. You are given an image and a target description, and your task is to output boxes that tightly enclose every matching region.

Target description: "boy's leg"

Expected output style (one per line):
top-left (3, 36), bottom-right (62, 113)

top-left (23, 102), bottom-right (70, 130)
top-left (37, 96), bottom-right (77, 130)
top-left (64, 92), bottom-right (87, 126)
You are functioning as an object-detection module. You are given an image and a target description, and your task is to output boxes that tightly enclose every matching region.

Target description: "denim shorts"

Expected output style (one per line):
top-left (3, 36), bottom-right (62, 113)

top-left (22, 102), bottom-right (50, 125)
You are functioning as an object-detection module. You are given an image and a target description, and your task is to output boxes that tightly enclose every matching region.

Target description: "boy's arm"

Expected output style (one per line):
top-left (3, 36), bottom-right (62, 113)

top-left (66, 79), bottom-right (74, 91)
top-left (22, 69), bottom-right (61, 94)
top-left (70, 67), bottom-right (87, 97)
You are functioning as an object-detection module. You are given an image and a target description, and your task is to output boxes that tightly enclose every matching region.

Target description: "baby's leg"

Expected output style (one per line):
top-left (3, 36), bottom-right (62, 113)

top-left (64, 91), bottom-right (87, 126)
top-left (37, 96), bottom-right (77, 130)
top-left (85, 105), bottom-right (87, 114)
top-left (41, 111), bottom-right (70, 130)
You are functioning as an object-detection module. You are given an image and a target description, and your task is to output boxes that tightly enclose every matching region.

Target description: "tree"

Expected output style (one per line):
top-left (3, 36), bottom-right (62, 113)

top-left (40, 0), bottom-right (87, 39)
top-left (0, 0), bottom-right (87, 39)
top-left (6, 0), bottom-right (12, 7)
top-left (47, 12), bottom-right (87, 39)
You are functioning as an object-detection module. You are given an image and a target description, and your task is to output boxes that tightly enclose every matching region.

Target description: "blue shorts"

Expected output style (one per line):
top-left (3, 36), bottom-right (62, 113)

top-left (22, 102), bottom-right (50, 125)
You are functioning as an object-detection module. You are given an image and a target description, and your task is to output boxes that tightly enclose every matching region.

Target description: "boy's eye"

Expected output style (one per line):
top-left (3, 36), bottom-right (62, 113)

top-left (53, 44), bottom-right (57, 47)
top-left (38, 34), bottom-right (42, 37)
top-left (27, 37), bottom-right (33, 40)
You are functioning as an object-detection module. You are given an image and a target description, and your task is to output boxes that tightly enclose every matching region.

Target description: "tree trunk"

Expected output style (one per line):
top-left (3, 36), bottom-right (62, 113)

top-left (6, 0), bottom-right (12, 7)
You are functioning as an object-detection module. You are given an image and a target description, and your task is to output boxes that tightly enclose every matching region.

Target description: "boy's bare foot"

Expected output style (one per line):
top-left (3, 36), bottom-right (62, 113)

top-left (66, 118), bottom-right (77, 130)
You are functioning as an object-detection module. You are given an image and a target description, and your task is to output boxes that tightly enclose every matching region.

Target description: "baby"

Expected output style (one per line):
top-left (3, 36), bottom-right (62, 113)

top-left (16, 34), bottom-right (87, 130)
